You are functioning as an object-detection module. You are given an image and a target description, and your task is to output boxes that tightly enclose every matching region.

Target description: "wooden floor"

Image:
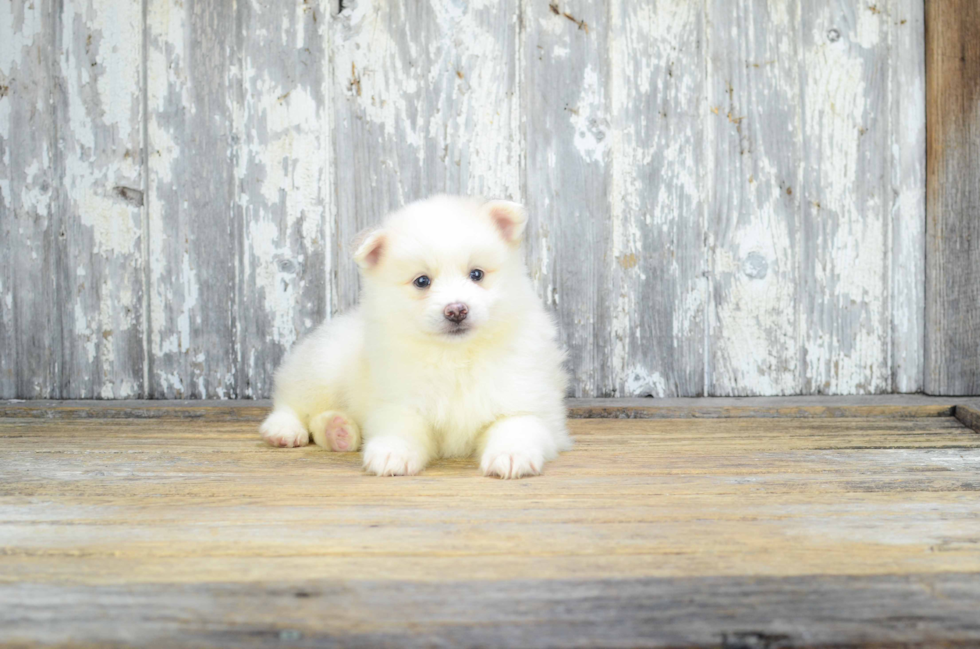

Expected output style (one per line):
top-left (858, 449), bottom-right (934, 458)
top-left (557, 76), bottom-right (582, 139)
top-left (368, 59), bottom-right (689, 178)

top-left (2, 400), bottom-right (980, 647)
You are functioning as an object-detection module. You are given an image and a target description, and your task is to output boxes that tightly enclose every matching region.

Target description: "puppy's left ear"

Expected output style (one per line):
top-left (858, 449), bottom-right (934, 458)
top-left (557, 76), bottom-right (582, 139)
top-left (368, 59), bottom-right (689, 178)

top-left (482, 200), bottom-right (527, 247)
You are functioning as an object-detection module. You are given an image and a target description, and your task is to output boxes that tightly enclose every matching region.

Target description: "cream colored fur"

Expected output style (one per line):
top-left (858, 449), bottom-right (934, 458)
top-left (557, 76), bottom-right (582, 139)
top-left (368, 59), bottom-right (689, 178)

top-left (259, 195), bottom-right (570, 478)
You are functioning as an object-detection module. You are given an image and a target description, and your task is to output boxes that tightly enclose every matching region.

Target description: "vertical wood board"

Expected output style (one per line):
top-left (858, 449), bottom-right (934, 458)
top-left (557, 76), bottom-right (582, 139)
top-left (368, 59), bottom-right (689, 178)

top-left (800, 0), bottom-right (891, 394)
top-left (329, 0), bottom-right (522, 312)
top-left (925, 0), bottom-right (980, 395)
top-left (705, 0), bottom-right (803, 396)
top-left (524, 0), bottom-right (610, 397)
top-left (604, 0), bottom-right (705, 397)
top-left (235, 0), bottom-right (331, 397)
top-left (145, 0), bottom-right (238, 398)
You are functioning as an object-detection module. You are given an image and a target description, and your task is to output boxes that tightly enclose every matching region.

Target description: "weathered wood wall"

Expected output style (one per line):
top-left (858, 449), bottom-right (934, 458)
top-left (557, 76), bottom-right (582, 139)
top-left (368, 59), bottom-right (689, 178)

top-left (925, 0), bottom-right (980, 395)
top-left (0, 0), bottom-right (929, 398)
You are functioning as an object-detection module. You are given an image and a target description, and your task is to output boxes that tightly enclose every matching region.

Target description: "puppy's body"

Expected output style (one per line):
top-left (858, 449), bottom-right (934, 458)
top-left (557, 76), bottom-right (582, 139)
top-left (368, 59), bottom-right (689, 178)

top-left (260, 196), bottom-right (570, 478)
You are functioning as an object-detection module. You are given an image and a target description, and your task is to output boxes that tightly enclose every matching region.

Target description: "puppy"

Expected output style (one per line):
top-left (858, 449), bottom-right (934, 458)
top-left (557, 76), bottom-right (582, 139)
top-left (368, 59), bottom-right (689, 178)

top-left (259, 195), bottom-right (571, 478)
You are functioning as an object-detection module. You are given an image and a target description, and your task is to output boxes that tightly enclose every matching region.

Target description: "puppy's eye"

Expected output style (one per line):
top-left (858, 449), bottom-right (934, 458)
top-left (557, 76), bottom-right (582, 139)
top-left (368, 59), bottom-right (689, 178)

top-left (413, 275), bottom-right (431, 289)
top-left (469, 269), bottom-right (485, 282)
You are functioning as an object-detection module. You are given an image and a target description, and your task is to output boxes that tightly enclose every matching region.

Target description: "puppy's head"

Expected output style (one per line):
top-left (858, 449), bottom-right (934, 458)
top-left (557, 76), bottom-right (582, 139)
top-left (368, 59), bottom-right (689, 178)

top-left (354, 195), bottom-right (528, 342)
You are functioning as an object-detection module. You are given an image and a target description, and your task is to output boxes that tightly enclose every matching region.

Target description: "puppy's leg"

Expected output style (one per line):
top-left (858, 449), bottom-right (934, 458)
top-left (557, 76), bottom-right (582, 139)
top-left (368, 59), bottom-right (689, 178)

top-left (361, 406), bottom-right (432, 476)
top-left (259, 408), bottom-right (309, 448)
top-left (480, 415), bottom-right (559, 479)
top-left (309, 411), bottom-right (361, 452)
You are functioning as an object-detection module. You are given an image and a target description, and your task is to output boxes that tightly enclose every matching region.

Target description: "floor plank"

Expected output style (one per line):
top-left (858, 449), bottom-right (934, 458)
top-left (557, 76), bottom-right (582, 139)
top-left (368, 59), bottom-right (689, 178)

top-left (1, 413), bottom-right (979, 647)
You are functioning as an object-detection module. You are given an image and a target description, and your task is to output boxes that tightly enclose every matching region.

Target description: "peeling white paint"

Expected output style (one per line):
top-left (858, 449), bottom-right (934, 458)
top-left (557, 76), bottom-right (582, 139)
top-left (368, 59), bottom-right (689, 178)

top-left (625, 367), bottom-right (668, 398)
top-left (570, 65), bottom-right (607, 163)
top-left (0, 0), bottom-right (927, 399)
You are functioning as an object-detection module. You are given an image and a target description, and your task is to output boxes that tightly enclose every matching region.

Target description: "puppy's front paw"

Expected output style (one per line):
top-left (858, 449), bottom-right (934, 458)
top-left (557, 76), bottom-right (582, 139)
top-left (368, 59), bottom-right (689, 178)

top-left (480, 450), bottom-right (542, 479)
top-left (309, 411), bottom-right (361, 452)
top-left (259, 411), bottom-right (309, 448)
top-left (362, 437), bottom-right (427, 476)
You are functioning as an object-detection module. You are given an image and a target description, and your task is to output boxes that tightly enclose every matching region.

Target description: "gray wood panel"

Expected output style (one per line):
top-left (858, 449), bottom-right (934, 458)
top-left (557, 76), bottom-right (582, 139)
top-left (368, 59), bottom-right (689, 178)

top-left (0, 1), bottom-right (935, 398)
top-left (57, 0), bottom-right (146, 399)
top-left (1, 0), bottom-right (145, 398)
top-left (4, 575), bottom-right (980, 648)
top-left (329, 0), bottom-right (522, 312)
top-left (235, 0), bottom-right (331, 398)
top-left (890, 0), bottom-right (926, 393)
top-left (603, 0), bottom-right (705, 398)
top-left (706, 0), bottom-right (803, 396)
top-left (801, 0), bottom-right (891, 394)
top-left (0, 0), bottom-right (62, 398)
top-left (525, 0), bottom-right (610, 398)
top-left (145, 0), bottom-right (239, 398)
top-left (925, 0), bottom-right (980, 395)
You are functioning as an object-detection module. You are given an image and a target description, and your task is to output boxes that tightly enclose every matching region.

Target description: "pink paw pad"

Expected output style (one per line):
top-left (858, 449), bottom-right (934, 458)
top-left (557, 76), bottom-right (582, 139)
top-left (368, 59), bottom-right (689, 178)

top-left (331, 428), bottom-right (350, 451)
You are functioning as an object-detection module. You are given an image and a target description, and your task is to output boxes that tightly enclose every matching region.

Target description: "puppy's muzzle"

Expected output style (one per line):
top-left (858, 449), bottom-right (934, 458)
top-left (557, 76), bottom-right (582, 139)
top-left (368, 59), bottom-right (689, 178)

top-left (443, 302), bottom-right (469, 323)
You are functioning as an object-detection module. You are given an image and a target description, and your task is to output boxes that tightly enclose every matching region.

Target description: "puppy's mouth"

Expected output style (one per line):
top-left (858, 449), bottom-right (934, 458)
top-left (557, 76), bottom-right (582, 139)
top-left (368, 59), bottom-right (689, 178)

top-left (443, 323), bottom-right (472, 337)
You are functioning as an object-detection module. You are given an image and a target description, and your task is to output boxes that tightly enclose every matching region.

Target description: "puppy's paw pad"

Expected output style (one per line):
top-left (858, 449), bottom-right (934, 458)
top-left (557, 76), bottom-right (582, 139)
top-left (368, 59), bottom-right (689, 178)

top-left (362, 438), bottom-right (426, 476)
top-left (480, 452), bottom-right (542, 479)
top-left (259, 413), bottom-right (309, 448)
top-left (309, 411), bottom-right (361, 452)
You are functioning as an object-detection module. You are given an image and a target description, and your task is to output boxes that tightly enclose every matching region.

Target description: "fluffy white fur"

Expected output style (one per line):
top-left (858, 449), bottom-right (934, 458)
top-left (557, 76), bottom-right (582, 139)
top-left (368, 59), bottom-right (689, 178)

top-left (259, 195), bottom-right (571, 478)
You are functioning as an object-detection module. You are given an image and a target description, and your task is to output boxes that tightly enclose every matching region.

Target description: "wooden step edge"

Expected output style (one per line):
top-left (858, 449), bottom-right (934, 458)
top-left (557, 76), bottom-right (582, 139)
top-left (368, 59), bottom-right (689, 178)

top-left (954, 404), bottom-right (980, 433)
top-left (0, 397), bottom-right (974, 421)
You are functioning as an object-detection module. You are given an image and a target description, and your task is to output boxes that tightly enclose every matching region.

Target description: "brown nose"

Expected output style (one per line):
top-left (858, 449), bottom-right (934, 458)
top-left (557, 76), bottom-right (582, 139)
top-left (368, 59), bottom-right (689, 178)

top-left (443, 302), bottom-right (468, 323)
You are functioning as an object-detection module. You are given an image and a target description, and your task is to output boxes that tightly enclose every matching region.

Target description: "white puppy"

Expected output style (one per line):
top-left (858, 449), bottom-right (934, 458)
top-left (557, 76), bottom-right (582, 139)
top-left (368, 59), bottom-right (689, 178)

top-left (259, 195), bottom-right (571, 478)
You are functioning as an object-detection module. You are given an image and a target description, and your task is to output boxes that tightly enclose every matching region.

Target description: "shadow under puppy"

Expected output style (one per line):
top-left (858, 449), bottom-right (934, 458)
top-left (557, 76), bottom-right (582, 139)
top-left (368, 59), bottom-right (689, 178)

top-left (259, 195), bottom-right (571, 478)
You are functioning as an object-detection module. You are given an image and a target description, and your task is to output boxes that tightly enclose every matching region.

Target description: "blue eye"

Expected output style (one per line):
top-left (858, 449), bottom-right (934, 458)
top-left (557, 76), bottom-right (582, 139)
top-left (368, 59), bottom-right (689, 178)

top-left (469, 269), bottom-right (484, 282)
top-left (413, 275), bottom-right (431, 289)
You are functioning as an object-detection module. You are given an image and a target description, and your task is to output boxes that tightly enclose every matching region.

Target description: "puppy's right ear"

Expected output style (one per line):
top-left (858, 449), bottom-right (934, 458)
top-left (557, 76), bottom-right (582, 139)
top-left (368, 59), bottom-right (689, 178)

top-left (353, 228), bottom-right (386, 270)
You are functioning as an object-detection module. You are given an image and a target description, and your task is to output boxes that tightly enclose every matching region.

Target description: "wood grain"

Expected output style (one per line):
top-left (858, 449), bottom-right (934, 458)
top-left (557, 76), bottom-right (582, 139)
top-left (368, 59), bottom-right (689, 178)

top-left (925, 0), bottom-right (980, 395)
top-left (1, 412), bottom-right (979, 646)
top-left (235, 0), bottom-right (330, 397)
top-left (605, 0), bottom-right (705, 398)
top-left (0, 2), bottom-right (937, 398)
top-left (0, 395), bottom-right (968, 420)
top-left (1, 0), bottom-right (146, 398)
top-left (0, 0), bottom-right (63, 398)
top-left (329, 0), bottom-right (522, 312)
top-left (524, 0), bottom-right (610, 397)
top-left (706, 0), bottom-right (802, 396)
top-left (145, 0), bottom-right (239, 398)
top-left (801, 0), bottom-right (891, 394)
top-left (3, 575), bottom-right (980, 648)
top-left (891, 0), bottom-right (926, 393)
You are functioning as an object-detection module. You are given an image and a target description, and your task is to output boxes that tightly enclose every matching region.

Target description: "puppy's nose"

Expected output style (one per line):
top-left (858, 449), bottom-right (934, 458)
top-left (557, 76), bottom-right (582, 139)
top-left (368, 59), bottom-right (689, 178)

top-left (443, 302), bottom-right (468, 323)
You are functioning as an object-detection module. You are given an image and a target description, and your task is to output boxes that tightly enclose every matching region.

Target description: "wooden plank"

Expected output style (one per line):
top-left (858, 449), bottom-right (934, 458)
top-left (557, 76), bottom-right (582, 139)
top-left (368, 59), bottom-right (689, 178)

top-left (925, 0), bottom-right (980, 395)
top-left (2, 415), bottom-right (980, 646)
top-left (329, 0), bottom-right (521, 312)
top-left (3, 574), bottom-right (980, 648)
top-left (57, 0), bottom-right (146, 398)
top-left (603, 0), bottom-right (704, 397)
top-left (890, 0), bottom-right (926, 393)
top-left (0, 395), bottom-right (966, 420)
top-left (954, 403), bottom-right (980, 433)
top-left (0, 0), bottom-right (145, 399)
top-left (524, 0), bottom-right (610, 397)
top-left (234, 0), bottom-right (330, 397)
top-left (0, 0), bottom-right (62, 398)
top-left (801, 1), bottom-right (892, 394)
top-left (1, 417), bottom-right (978, 578)
top-left (705, 0), bottom-right (802, 396)
top-left (145, 0), bottom-right (238, 398)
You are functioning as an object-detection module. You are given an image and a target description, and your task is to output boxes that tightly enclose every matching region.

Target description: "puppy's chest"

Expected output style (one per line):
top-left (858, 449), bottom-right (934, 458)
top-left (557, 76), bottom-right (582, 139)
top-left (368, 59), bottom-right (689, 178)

top-left (403, 359), bottom-right (506, 433)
